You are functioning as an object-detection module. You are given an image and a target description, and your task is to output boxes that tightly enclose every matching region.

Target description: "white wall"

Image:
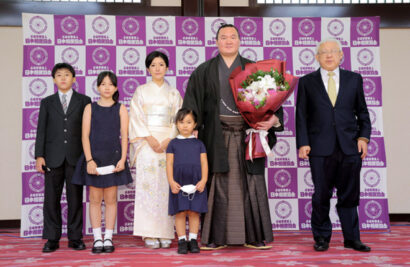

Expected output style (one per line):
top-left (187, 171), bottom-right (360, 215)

top-left (0, 26), bottom-right (408, 220)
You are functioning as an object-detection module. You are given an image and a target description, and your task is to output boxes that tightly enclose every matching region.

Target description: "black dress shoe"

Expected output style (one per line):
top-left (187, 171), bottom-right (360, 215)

top-left (42, 240), bottom-right (59, 253)
top-left (92, 240), bottom-right (104, 254)
top-left (344, 240), bottom-right (371, 252)
top-left (177, 239), bottom-right (188, 254)
top-left (68, 239), bottom-right (86, 250)
top-left (188, 239), bottom-right (200, 253)
top-left (103, 239), bottom-right (115, 253)
top-left (314, 237), bottom-right (329, 252)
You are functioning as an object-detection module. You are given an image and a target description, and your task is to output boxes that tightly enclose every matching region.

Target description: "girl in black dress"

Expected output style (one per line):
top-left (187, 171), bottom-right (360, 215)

top-left (72, 71), bottom-right (132, 253)
top-left (166, 108), bottom-right (208, 254)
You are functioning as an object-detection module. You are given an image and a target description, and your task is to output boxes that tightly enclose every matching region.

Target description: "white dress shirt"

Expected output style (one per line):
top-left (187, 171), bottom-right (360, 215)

top-left (320, 67), bottom-right (340, 95)
top-left (58, 88), bottom-right (73, 108)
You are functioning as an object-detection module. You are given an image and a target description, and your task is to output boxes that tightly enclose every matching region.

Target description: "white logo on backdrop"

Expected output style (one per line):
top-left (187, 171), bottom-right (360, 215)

top-left (242, 48), bottom-right (257, 62)
top-left (269, 19), bottom-right (286, 36)
top-left (357, 18), bottom-right (374, 37)
top-left (298, 19), bottom-right (315, 37)
top-left (92, 47), bottom-right (110, 65)
top-left (122, 78), bottom-right (140, 97)
top-left (369, 109), bottom-right (377, 126)
top-left (304, 170), bottom-right (314, 188)
top-left (123, 202), bottom-right (134, 221)
top-left (122, 17), bottom-right (140, 35)
top-left (29, 16), bottom-right (47, 34)
top-left (274, 169), bottom-right (292, 188)
top-left (367, 139), bottom-right (379, 157)
top-left (299, 49), bottom-right (315, 66)
top-left (363, 169), bottom-right (381, 187)
top-left (28, 173), bottom-right (44, 193)
top-left (275, 200), bottom-right (292, 219)
top-left (327, 19), bottom-right (344, 36)
top-left (182, 18), bottom-right (199, 36)
top-left (211, 18), bottom-right (227, 34)
top-left (152, 18), bottom-right (169, 35)
top-left (29, 110), bottom-right (39, 128)
top-left (304, 201), bottom-right (312, 218)
top-left (29, 78), bottom-right (47, 97)
top-left (61, 16), bottom-right (79, 35)
top-left (29, 206), bottom-right (43, 225)
top-left (122, 48), bottom-right (140, 65)
top-left (273, 139), bottom-right (290, 157)
top-left (363, 78), bottom-right (376, 96)
top-left (357, 48), bottom-right (374, 66)
top-left (269, 48), bottom-right (287, 62)
top-left (364, 200), bottom-right (382, 219)
top-left (182, 48), bottom-right (199, 65)
top-left (283, 108), bottom-right (289, 125)
top-left (62, 47), bottom-right (80, 65)
top-left (240, 18), bottom-right (257, 36)
top-left (30, 47), bottom-right (48, 66)
top-left (92, 16), bottom-right (110, 35)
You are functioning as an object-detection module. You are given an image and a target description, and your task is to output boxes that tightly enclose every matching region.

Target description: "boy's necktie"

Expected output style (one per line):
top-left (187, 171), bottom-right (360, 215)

top-left (327, 71), bottom-right (337, 106)
top-left (62, 94), bottom-right (68, 114)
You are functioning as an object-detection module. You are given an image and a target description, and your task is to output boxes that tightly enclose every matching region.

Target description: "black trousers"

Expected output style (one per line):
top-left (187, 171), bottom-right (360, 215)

top-left (309, 141), bottom-right (362, 242)
top-left (42, 160), bottom-right (83, 241)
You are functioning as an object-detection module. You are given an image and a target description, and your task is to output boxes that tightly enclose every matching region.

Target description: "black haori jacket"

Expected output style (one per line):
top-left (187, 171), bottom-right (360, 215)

top-left (183, 54), bottom-right (284, 175)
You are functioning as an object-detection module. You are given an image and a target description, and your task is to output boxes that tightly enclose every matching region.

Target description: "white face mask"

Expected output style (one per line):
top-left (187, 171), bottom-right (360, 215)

top-left (180, 184), bottom-right (197, 200)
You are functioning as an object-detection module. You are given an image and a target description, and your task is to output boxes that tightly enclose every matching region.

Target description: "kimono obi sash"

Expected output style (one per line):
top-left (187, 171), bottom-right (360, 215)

top-left (143, 105), bottom-right (173, 127)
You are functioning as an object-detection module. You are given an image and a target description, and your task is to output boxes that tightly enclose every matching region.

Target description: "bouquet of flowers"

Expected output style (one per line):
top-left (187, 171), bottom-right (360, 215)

top-left (229, 59), bottom-right (298, 161)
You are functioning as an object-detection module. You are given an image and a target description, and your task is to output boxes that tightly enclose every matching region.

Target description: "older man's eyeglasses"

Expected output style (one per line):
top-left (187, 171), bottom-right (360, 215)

top-left (317, 49), bottom-right (341, 56)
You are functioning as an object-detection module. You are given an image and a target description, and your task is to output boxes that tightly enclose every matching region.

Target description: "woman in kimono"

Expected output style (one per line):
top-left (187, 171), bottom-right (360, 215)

top-left (129, 51), bottom-right (182, 249)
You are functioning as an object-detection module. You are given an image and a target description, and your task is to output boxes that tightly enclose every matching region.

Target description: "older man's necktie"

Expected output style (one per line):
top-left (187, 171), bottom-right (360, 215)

top-left (327, 71), bottom-right (337, 106)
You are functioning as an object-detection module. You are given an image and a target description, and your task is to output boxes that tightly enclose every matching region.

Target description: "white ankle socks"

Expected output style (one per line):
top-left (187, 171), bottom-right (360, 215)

top-left (104, 229), bottom-right (113, 246)
top-left (92, 227), bottom-right (103, 247)
top-left (189, 233), bottom-right (197, 241)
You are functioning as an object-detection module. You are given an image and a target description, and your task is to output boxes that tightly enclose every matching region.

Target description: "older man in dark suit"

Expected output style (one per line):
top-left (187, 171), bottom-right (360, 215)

top-left (35, 63), bottom-right (91, 252)
top-left (296, 39), bottom-right (371, 252)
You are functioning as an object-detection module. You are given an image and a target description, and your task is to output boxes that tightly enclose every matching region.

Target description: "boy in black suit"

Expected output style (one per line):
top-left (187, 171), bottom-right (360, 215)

top-left (35, 63), bottom-right (91, 252)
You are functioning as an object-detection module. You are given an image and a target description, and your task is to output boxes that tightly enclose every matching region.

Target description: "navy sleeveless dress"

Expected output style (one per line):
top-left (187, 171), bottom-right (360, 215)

top-left (166, 137), bottom-right (208, 215)
top-left (72, 102), bottom-right (132, 188)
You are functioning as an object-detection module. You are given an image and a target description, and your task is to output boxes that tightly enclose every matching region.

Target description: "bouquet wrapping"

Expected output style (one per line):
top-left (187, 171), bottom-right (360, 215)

top-left (229, 59), bottom-right (298, 161)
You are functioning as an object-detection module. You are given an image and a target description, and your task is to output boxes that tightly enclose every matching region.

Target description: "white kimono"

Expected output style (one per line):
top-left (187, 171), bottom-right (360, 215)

top-left (129, 81), bottom-right (182, 239)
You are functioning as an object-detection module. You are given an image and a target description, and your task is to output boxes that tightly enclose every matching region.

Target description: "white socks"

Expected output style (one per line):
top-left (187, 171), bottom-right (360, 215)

top-left (93, 228), bottom-right (114, 247)
top-left (189, 233), bottom-right (197, 241)
top-left (179, 233), bottom-right (197, 241)
top-left (104, 229), bottom-right (114, 246)
top-left (92, 227), bottom-right (103, 247)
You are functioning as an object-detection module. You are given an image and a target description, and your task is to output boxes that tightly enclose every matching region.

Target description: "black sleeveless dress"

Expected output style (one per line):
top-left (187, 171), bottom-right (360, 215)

top-left (72, 102), bottom-right (132, 188)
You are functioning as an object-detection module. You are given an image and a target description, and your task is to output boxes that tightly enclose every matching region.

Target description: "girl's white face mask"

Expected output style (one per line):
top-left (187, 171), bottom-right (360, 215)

top-left (180, 184), bottom-right (197, 200)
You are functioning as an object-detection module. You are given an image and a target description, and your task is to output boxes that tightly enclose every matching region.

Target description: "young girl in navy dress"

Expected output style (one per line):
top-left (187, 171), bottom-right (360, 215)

top-left (166, 108), bottom-right (208, 254)
top-left (72, 71), bottom-right (132, 253)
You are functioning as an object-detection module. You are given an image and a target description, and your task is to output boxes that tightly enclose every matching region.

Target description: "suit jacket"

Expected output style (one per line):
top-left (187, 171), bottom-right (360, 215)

top-left (35, 90), bottom-right (91, 168)
top-left (296, 68), bottom-right (371, 156)
top-left (183, 54), bottom-right (284, 174)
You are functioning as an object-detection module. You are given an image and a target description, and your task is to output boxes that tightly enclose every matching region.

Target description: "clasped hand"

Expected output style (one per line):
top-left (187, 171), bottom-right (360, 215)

top-left (255, 114), bottom-right (280, 131)
top-left (146, 136), bottom-right (169, 153)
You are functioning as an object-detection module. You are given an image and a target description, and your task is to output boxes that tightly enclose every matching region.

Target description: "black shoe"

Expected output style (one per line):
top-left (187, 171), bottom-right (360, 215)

top-left (177, 239), bottom-right (188, 254)
top-left (92, 239), bottom-right (104, 254)
top-left (68, 239), bottom-right (86, 250)
top-left (42, 240), bottom-right (59, 253)
top-left (344, 240), bottom-right (371, 252)
top-left (314, 237), bottom-right (329, 252)
top-left (188, 239), bottom-right (200, 253)
top-left (103, 239), bottom-right (115, 253)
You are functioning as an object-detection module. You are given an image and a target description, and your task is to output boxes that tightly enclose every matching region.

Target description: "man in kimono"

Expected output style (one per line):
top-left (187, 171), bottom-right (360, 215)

top-left (182, 24), bottom-right (283, 249)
